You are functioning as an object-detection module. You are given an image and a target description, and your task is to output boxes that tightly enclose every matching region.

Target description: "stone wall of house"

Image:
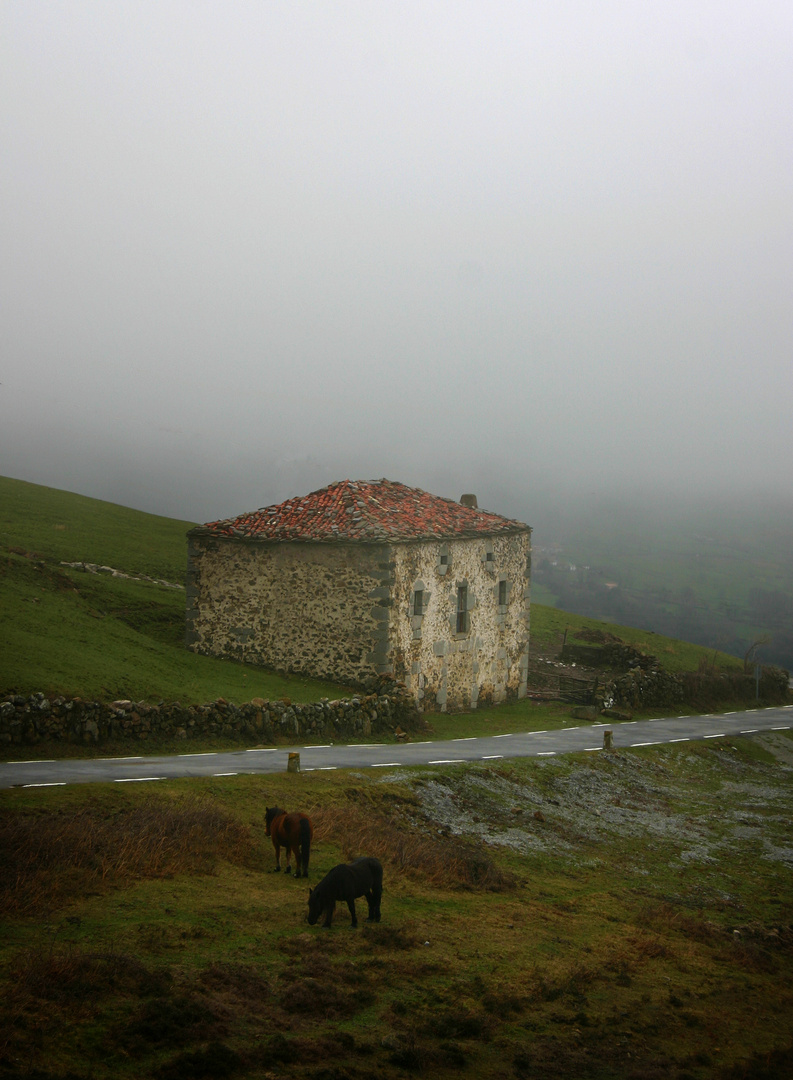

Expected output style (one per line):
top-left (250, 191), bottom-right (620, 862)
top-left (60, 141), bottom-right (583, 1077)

top-left (0, 681), bottom-right (422, 747)
top-left (391, 532), bottom-right (531, 711)
top-left (186, 538), bottom-right (393, 688)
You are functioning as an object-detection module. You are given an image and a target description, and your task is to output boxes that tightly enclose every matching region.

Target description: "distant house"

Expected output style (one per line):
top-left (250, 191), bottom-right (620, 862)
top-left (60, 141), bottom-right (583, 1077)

top-left (185, 479), bottom-right (531, 711)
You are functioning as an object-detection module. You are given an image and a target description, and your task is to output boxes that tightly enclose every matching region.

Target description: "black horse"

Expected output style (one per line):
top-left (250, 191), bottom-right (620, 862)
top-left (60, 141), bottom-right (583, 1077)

top-left (307, 857), bottom-right (383, 929)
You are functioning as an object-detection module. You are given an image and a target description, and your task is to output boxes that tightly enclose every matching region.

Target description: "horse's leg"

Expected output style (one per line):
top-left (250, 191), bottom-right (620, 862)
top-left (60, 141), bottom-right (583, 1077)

top-left (364, 889), bottom-right (376, 922)
top-left (272, 840), bottom-right (281, 872)
top-left (347, 895), bottom-right (358, 928)
top-left (292, 843), bottom-right (301, 878)
top-left (322, 902), bottom-right (335, 929)
top-left (284, 841), bottom-right (292, 875)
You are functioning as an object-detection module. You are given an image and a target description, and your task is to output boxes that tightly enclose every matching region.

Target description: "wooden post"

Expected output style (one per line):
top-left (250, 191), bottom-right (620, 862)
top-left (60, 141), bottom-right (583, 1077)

top-left (287, 752), bottom-right (300, 773)
top-left (603, 730), bottom-right (613, 750)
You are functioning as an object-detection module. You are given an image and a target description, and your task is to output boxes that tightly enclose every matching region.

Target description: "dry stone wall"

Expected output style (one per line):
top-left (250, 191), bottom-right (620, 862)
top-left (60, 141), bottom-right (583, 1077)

top-left (0, 681), bottom-right (422, 747)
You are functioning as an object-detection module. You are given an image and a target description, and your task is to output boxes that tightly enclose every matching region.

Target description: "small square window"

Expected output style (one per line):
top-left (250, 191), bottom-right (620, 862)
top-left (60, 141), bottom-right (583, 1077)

top-left (440, 553), bottom-right (449, 565)
top-left (498, 580), bottom-right (507, 606)
top-left (486, 550), bottom-right (494, 563)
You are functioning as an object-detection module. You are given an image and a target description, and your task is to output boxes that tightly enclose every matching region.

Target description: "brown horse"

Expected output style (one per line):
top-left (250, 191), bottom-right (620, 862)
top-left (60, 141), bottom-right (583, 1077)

top-left (265, 806), bottom-right (313, 878)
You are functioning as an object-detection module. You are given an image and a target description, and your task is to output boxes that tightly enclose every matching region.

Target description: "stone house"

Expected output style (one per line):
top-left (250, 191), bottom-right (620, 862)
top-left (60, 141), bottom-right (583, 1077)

top-left (185, 479), bottom-right (531, 711)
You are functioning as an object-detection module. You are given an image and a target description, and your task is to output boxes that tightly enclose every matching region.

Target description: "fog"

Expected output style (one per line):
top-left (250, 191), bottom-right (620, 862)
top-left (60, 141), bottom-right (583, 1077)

top-left (1, 2), bottom-right (791, 533)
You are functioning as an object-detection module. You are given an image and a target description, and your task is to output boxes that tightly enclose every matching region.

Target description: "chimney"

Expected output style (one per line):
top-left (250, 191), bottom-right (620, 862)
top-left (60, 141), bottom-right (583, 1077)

top-left (460, 494), bottom-right (478, 509)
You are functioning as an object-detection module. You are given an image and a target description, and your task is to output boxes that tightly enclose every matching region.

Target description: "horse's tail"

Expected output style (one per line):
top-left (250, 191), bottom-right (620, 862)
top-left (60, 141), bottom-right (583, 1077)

top-left (300, 816), bottom-right (312, 874)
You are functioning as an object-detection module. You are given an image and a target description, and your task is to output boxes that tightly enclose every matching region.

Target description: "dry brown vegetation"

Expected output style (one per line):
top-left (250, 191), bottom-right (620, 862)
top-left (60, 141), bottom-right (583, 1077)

top-left (0, 796), bottom-right (258, 917)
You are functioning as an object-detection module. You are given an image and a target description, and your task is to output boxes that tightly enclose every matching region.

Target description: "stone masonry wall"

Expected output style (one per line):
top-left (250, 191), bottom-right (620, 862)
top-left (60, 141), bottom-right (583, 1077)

top-left (0, 681), bottom-right (422, 747)
top-left (186, 538), bottom-right (393, 687)
top-left (392, 532), bottom-right (531, 711)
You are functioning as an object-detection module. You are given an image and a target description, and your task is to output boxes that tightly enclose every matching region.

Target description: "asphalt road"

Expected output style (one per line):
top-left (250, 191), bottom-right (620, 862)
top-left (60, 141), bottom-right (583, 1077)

top-left (2, 705), bottom-right (791, 790)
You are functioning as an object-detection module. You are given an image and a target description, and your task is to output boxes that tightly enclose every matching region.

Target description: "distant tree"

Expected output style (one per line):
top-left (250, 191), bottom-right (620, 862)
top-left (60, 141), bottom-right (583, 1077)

top-left (744, 635), bottom-right (771, 673)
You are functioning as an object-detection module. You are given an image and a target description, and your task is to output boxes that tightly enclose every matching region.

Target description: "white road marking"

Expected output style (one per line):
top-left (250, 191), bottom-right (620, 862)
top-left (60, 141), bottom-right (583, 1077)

top-left (100, 756), bottom-right (144, 761)
top-left (246, 748), bottom-right (278, 753)
top-left (179, 752), bottom-right (217, 757)
top-left (22, 782), bottom-right (66, 788)
top-left (670, 738), bottom-right (689, 743)
top-left (704, 734), bottom-right (725, 739)
top-left (538, 751), bottom-right (556, 756)
top-left (741, 729), bottom-right (759, 734)
top-left (453, 737), bottom-right (476, 742)
top-left (771, 726), bottom-right (790, 731)
top-left (494, 733), bottom-right (514, 738)
top-left (632, 741), bottom-right (661, 747)
top-left (482, 755), bottom-right (503, 760)
top-left (213, 772), bottom-right (238, 777)
top-left (429, 759), bottom-right (465, 765)
top-left (114, 777), bottom-right (165, 783)
top-left (371, 762), bottom-right (401, 768)
top-left (9, 759), bottom-right (55, 765)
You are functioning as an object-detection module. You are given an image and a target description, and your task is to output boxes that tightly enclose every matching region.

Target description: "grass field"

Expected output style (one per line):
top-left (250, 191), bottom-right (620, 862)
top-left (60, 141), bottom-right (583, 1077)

top-left (2, 733), bottom-right (792, 1079)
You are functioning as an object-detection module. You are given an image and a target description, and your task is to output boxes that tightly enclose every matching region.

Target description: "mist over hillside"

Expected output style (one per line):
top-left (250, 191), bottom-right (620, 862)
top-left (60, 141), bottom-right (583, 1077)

top-left (515, 486), bottom-right (793, 674)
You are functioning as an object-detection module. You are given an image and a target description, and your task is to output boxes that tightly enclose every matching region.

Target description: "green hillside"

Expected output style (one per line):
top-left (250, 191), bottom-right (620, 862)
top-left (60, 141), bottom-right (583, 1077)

top-left (0, 475), bottom-right (747, 708)
top-left (0, 475), bottom-right (351, 705)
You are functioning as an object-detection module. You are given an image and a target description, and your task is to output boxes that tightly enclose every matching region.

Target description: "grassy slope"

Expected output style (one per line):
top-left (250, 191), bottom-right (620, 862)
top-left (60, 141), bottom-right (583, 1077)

top-left (2, 737), bottom-right (792, 1080)
top-left (0, 474), bottom-right (745, 713)
top-left (0, 476), bottom-right (353, 704)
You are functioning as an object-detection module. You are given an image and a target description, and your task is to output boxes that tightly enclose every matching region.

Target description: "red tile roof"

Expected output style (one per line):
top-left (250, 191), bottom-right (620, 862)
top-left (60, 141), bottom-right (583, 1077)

top-left (190, 479), bottom-right (529, 544)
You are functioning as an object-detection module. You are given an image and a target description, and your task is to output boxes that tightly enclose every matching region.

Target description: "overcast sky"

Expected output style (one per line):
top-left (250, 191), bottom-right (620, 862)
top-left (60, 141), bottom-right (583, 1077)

top-left (1, 2), bottom-right (791, 530)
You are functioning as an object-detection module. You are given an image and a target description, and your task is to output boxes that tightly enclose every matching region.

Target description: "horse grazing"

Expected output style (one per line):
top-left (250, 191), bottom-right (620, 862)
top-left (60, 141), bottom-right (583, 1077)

top-left (307, 857), bottom-right (383, 929)
top-left (265, 806), bottom-right (313, 878)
